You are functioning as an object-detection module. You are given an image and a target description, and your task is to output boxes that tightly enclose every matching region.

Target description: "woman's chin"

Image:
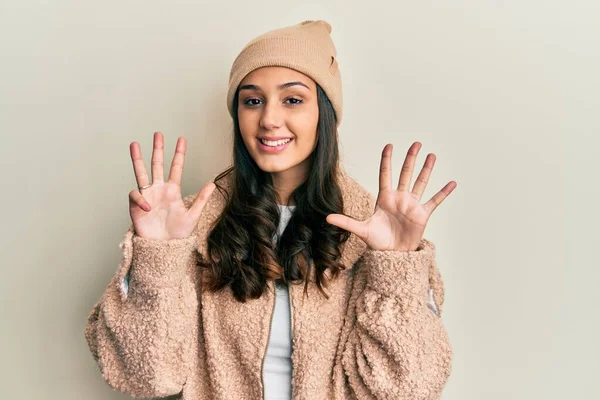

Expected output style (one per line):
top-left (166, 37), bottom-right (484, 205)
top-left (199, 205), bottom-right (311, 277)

top-left (256, 163), bottom-right (292, 174)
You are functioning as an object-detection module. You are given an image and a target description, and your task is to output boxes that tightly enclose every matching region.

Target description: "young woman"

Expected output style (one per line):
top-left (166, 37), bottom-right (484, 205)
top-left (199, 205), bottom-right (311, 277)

top-left (85, 20), bottom-right (457, 400)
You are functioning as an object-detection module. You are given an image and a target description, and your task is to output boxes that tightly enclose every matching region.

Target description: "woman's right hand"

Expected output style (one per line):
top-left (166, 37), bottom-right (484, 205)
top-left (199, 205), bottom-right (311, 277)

top-left (128, 132), bottom-right (216, 240)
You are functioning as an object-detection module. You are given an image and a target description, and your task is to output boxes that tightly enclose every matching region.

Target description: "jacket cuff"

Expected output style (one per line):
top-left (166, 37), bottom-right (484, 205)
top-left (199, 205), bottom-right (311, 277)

top-left (361, 238), bottom-right (435, 299)
top-left (129, 234), bottom-right (199, 289)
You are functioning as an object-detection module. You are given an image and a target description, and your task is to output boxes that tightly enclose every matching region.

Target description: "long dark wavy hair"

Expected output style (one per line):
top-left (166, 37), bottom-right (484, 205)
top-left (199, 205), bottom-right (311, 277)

top-left (198, 83), bottom-right (350, 303)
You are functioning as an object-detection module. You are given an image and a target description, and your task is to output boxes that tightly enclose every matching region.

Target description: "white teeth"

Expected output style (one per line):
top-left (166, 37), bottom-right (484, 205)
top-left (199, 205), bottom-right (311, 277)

top-left (260, 138), bottom-right (291, 147)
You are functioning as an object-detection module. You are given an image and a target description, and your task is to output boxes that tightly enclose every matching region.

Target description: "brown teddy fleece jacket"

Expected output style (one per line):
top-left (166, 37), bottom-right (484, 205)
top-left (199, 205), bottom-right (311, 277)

top-left (84, 167), bottom-right (453, 400)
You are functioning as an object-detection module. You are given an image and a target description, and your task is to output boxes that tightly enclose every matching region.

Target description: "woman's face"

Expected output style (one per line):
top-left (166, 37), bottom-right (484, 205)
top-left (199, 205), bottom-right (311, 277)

top-left (237, 66), bottom-right (319, 182)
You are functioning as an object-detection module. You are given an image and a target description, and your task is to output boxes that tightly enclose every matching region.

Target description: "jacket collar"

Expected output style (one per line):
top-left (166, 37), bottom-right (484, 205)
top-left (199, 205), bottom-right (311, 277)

top-left (194, 166), bottom-right (374, 271)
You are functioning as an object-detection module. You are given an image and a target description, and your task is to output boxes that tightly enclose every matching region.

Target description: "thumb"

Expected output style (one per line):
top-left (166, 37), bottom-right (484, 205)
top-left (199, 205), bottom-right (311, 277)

top-left (189, 181), bottom-right (217, 222)
top-left (326, 214), bottom-right (368, 242)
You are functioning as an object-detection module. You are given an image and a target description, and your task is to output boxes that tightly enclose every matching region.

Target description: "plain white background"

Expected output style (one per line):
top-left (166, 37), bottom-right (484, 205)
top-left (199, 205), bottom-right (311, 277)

top-left (1, 1), bottom-right (598, 399)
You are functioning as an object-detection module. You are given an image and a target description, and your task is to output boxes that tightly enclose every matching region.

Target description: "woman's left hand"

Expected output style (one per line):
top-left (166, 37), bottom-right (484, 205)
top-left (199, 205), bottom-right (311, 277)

top-left (326, 142), bottom-right (457, 252)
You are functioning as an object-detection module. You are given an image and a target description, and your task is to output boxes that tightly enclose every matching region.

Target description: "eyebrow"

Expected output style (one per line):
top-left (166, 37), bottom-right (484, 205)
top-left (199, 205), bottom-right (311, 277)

top-left (238, 81), bottom-right (311, 92)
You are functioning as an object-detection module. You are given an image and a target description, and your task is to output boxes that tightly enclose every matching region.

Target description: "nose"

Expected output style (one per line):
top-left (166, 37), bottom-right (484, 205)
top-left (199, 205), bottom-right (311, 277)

top-left (259, 101), bottom-right (283, 131)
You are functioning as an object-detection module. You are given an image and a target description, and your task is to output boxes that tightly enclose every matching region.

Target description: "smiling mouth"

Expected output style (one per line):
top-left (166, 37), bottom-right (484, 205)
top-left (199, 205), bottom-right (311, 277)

top-left (258, 138), bottom-right (293, 146)
top-left (257, 137), bottom-right (294, 152)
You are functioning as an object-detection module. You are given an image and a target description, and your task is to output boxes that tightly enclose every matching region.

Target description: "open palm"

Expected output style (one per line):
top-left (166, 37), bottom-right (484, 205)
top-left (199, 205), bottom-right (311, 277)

top-left (128, 132), bottom-right (215, 240)
top-left (327, 142), bottom-right (457, 252)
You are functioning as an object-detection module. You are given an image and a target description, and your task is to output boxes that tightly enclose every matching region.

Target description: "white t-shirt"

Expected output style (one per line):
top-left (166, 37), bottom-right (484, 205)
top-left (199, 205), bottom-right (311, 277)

top-left (262, 204), bottom-right (295, 399)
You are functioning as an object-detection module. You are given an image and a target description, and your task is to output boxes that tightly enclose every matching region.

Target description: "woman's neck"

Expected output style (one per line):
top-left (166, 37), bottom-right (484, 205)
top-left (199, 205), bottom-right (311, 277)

top-left (271, 173), bottom-right (306, 207)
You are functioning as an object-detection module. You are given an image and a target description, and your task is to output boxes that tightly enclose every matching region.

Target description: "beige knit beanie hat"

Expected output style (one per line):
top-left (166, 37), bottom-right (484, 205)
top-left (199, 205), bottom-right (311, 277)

top-left (226, 20), bottom-right (343, 126)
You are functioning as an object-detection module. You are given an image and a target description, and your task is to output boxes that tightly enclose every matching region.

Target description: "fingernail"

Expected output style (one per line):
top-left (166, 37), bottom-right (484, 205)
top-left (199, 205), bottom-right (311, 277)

top-left (142, 203), bottom-right (151, 211)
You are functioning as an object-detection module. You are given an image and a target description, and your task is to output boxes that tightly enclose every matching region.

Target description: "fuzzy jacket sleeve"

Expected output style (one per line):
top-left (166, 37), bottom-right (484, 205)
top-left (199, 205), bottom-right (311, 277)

top-left (84, 215), bottom-right (200, 398)
top-left (340, 199), bottom-right (453, 399)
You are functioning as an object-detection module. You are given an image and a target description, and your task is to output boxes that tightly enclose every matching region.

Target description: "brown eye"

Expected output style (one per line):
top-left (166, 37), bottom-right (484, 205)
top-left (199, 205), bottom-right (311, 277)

top-left (286, 98), bottom-right (302, 105)
top-left (243, 98), bottom-right (262, 106)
